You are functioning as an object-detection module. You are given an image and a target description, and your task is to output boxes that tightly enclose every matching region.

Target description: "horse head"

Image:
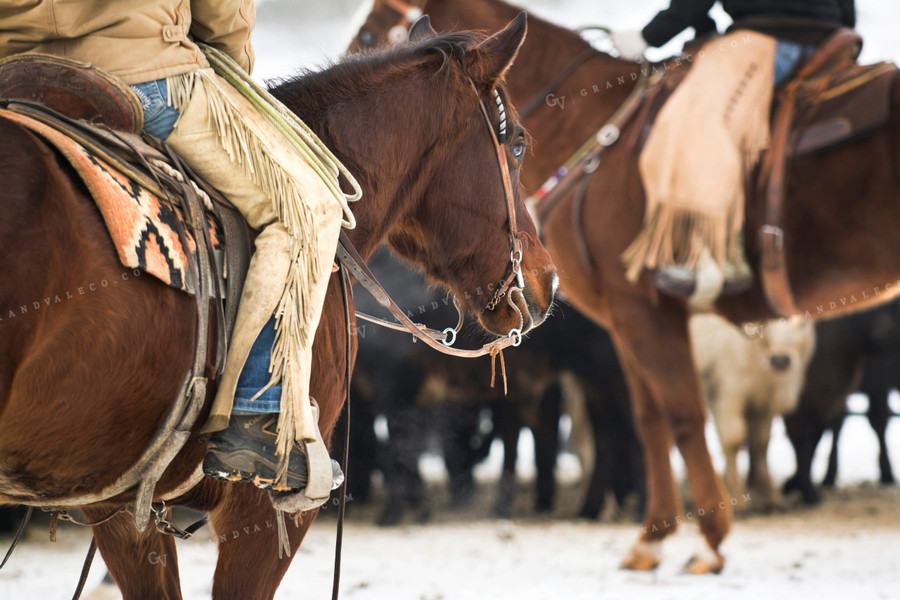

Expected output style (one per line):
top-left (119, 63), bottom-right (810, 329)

top-left (273, 13), bottom-right (556, 338)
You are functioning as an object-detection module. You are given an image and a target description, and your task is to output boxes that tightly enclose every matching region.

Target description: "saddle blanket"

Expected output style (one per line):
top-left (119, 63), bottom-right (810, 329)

top-left (1, 107), bottom-right (224, 295)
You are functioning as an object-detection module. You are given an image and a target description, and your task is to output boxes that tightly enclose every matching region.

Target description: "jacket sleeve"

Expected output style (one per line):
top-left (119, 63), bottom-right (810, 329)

top-left (190, 0), bottom-right (256, 74)
top-left (839, 0), bottom-right (856, 28)
top-left (641, 0), bottom-right (718, 48)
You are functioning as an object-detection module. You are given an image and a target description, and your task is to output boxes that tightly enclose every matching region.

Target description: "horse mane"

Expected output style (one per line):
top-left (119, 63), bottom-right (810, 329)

top-left (267, 31), bottom-right (489, 125)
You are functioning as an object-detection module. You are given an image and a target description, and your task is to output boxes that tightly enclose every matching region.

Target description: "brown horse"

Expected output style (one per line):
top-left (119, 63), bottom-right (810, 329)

top-left (0, 17), bottom-right (556, 599)
top-left (352, 0), bottom-right (900, 573)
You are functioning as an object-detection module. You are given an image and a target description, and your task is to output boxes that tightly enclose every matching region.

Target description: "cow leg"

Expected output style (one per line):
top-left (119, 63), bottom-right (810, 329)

top-left (861, 367), bottom-right (895, 484)
top-left (713, 400), bottom-right (746, 511)
top-left (494, 402), bottom-right (520, 518)
top-left (86, 506), bottom-right (182, 600)
top-left (822, 414), bottom-right (845, 488)
top-left (534, 383), bottom-right (562, 513)
top-left (610, 297), bottom-right (730, 574)
top-left (378, 403), bottom-right (429, 526)
top-left (578, 393), bottom-right (610, 520)
top-left (747, 411), bottom-right (780, 511)
top-left (783, 410), bottom-right (823, 504)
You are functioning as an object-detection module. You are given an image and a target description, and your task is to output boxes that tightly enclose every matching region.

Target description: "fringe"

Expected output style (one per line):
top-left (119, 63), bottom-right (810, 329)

top-left (621, 206), bottom-right (729, 284)
top-left (167, 68), bottom-right (334, 487)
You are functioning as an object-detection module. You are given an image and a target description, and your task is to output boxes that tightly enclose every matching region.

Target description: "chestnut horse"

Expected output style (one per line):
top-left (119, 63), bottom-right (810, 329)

top-left (0, 17), bottom-right (556, 599)
top-left (353, 0), bottom-right (900, 573)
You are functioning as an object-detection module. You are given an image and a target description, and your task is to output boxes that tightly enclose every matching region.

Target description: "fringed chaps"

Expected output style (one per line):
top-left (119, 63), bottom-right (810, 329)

top-left (622, 31), bottom-right (777, 282)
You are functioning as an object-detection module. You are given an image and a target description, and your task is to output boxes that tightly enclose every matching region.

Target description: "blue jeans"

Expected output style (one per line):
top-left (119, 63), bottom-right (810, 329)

top-left (232, 316), bottom-right (283, 414)
top-left (131, 78), bottom-right (280, 414)
top-left (774, 41), bottom-right (816, 86)
top-left (129, 78), bottom-right (179, 139)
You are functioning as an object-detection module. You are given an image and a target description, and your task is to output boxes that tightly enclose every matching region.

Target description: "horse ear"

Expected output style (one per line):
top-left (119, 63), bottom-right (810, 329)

top-left (466, 12), bottom-right (527, 86)
top-left (409, 15), bottom-right (436, 42)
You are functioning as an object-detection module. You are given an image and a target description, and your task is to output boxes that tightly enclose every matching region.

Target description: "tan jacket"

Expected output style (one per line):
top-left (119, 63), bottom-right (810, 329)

top-left (0, 0), bottom-right (255, 84)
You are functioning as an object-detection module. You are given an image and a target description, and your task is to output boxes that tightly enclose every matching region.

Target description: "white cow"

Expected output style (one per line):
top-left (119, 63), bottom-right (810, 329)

top-left (690, 314), bottom-right (816, 511)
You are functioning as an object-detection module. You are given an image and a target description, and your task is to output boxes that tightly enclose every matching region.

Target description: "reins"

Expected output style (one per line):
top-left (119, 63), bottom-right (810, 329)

top-left (528, 64), bottom-right (656, 222)
top-left (329, 81), bottom-right (523, 599)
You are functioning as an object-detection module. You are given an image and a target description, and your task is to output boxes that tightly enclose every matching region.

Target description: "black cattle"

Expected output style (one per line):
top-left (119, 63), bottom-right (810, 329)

top-left (784, 300), bottom-right (899, 504)
top-left (337, 247), bottom-right (643, 522)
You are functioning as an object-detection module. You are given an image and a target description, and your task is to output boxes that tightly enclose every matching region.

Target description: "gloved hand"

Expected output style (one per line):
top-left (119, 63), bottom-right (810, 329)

top-left (610, 30), bottom-right (648, 61)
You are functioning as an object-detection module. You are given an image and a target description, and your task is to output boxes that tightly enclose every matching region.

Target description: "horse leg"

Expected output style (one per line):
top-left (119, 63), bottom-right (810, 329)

top-left (615, 354), bottom-right (678, 571)
top-left (86, 507), bottom-right (182, 600)
top-left (610, 298), bottom-right (730, 574)
top-left (210, 484), bottom-right (312, 600)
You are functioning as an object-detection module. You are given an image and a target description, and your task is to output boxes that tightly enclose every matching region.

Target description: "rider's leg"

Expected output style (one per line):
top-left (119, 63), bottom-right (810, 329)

top-left (130, 71), bottom-right (342, 497)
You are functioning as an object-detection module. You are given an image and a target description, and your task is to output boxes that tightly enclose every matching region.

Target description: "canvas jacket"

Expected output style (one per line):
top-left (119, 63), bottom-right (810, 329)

top-left (0, 0), bottom-right (255, 84)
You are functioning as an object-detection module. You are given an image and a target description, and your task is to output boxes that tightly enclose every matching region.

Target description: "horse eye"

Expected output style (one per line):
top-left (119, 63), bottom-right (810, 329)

top-left (511, 142), bottom-right (527, 160)
top-left (359, 30), bottom-right (377, 46)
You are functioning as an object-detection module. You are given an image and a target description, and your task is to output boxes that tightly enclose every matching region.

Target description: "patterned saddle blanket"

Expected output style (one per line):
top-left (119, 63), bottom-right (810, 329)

top-left (1, 106), bottom-right (226, 295)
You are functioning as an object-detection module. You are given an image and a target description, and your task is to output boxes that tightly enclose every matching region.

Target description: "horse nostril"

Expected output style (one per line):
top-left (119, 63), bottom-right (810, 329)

top-left (770, 355), bottom-right (791, 371)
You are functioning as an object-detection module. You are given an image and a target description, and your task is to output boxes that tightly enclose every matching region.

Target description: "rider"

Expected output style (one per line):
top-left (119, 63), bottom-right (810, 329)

top-left (0, 1), bottom-right (348, 503)
top-left (611, 0), bottom-right (856, 299)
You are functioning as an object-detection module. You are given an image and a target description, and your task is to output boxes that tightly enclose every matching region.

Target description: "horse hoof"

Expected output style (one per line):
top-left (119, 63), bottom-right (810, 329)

top-left (683, 553), bottom-right (724, 575)
top-left (619, 541), bottom-right (661, 571)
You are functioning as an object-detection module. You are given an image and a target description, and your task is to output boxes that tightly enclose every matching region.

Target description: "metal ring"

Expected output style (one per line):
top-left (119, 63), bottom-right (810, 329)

top-left (510, 248), bottom-right (523, 264)
top-left (597, 124), bottom-right (620, 146)
top-left (508, 328), bottom-right (522, 347)
top-left (441, 327), bottom-right (457, 347)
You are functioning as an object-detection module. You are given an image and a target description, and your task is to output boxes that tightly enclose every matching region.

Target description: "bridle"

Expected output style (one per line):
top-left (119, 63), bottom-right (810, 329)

top-left (380, 0), bottom-right (425, 44)
top-left (338, 80), bottom-right (529, 356)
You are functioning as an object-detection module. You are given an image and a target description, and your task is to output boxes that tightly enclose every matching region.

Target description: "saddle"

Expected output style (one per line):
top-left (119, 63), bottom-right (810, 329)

top-left (758, 31), bottom-right (897, 316)
top-left (0, 53), bottom-right (251, 310)
top-left (0, 53), bottom-right (253, 531)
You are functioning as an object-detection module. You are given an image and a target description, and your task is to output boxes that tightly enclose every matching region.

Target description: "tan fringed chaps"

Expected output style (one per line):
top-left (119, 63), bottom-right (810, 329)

top-left (622, 31), bottom-right (777, 282)
top-left (165, 69), bottom-right (343, 490)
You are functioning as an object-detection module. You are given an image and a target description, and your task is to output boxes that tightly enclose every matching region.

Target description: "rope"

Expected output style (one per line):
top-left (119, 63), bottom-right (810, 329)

top-left (200, 45), bottom-right (361, 229)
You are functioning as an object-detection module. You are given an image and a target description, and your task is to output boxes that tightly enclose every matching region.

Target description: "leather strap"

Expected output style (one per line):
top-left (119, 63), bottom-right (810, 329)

top-left (0, 506), bottom-right (33, 571)
top-left (332, 265), bottom-right (354, 600)
top-left (532, 67), bottom-right (654, 224)
top-left (517, 48), bottom-right (598, 120)
top-left (758, 31), bottom-right (860, 317)
top-left (71, 536), bottom-right (96, 600)
top-left (336, 233), bottom-right (523, 356)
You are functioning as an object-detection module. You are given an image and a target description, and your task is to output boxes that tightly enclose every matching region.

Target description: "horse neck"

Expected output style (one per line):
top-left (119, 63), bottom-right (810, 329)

top-left (271, 70), bottom-right (449, 260)
top-left (427, 0), bottom-right (641, 189)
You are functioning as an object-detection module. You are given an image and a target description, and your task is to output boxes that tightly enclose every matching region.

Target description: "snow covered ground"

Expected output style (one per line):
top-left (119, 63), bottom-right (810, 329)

top-left (3, 1), bottom-right (900, 599)
top-left (2, 417), bottom-right (898, 600)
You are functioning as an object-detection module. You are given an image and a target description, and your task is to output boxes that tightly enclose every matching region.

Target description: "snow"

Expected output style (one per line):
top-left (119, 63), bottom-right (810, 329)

top-left (3, 1), bottom-right (900, 599)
